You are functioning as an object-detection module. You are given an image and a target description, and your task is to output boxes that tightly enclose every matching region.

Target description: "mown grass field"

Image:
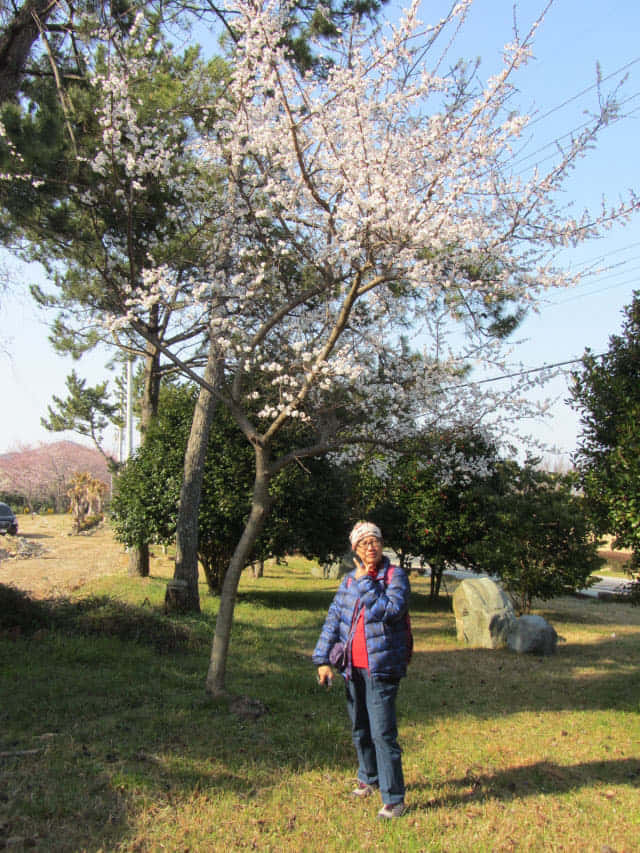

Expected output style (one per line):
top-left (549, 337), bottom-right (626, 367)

top-left (1, 522), bottom-right (639, 852)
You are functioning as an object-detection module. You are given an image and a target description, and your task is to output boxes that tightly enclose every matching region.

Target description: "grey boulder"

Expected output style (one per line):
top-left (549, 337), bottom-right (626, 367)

top-left (452, 577), bottom-right (516, 649)
top-left (507, 614), bottom-right (558, 655)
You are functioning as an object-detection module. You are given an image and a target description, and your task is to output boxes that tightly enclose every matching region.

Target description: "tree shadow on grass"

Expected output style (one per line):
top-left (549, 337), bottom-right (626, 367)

top-left (238, 587), bottom-right (338, 612)
top-left (401, 631), bottom-right (640, 719)
top-left (0, 582), bottom-right (207, 652)
top-left (409, 757), bottom-right (640, 810)
top-left (237, 586), bottom-right (448, 616)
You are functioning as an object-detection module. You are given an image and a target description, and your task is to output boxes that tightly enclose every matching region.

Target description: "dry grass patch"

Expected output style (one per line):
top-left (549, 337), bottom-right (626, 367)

top-left (0, 513), bottom-right (174, 598)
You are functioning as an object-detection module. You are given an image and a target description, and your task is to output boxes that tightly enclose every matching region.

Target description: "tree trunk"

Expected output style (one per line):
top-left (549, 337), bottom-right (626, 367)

top-left (127, 341), bottom-right (161, 577)
top-left (434, 568), bottom-right (443, 597)
top-left (128, 541), bottom-right (149, 577)
top-left (429, 560), bottom-right (444, 600)
top-left (139, 344), bottom-right (161, 433)
top-left (206, 447), bottom-right (273, 697)
top-left (167, 348), bottom-right (222, 614)
top-left (0, 0), bottom-right (59, 104)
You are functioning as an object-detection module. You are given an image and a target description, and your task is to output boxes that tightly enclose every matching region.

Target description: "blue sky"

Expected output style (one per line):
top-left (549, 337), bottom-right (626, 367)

top-left (0, 0), bottom-right (638, 460)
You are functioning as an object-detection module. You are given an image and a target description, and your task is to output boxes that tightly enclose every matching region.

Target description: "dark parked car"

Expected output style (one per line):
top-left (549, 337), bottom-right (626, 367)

top-left (0, 502), bottom-right (18, 535)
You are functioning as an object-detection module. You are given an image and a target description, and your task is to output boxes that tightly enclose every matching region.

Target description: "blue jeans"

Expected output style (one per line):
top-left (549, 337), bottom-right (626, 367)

top-left (345, 668), bottom-right (405, 805)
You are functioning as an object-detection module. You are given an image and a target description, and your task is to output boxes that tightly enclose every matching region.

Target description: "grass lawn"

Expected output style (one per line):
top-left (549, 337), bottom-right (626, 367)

top-left (1, 549), bottom-right (639, 852)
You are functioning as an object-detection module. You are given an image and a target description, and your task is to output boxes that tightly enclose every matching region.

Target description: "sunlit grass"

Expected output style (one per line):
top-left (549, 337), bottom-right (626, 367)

top-left (1, 557), bottom-right (639, 851)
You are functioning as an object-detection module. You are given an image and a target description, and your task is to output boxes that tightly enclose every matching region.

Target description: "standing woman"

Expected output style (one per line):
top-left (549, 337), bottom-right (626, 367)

top-left (313, 521), bottom-right (411, 819)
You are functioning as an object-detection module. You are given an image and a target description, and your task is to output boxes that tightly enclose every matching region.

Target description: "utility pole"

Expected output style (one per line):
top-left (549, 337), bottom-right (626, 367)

top-left (125, 357), bottom-right (134, 459)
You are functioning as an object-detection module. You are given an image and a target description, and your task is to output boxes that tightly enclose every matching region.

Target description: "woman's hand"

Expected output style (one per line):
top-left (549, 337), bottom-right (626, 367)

top-left (317, 665), bottom-right (333, 687)
top-left (354, 554), bottom-right (368, 579)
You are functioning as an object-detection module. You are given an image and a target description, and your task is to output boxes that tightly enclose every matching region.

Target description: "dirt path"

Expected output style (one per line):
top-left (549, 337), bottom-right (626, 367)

top-left (0, 514), bottom-right (130, 598)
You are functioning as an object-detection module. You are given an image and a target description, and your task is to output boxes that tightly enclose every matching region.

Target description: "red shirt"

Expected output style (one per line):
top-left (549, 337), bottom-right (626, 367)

top-left (351, 608), bottom-right (368, 668)
top-left (351, 569), bottom-right (378, 669)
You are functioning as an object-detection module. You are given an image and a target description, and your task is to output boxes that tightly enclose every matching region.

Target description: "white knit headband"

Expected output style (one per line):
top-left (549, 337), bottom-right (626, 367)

top-left (349, 521), bottom-right (382, 549)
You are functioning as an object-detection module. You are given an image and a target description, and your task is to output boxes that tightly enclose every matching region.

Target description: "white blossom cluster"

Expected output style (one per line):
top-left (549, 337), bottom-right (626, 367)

top-left (0, 120), bottom-right (43, 187)
top-left (221, 0), bottom-right (618, 295)
top-left (94, 0), bottom-right (637, 455)
top-left (434, 444), bottom-right (495, 487)
top-left (87, 38), bottom-right (184, 198)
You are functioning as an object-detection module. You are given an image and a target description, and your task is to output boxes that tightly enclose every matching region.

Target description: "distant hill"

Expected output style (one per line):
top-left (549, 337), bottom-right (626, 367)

top-left (0, 441), bottom-right (112, 511)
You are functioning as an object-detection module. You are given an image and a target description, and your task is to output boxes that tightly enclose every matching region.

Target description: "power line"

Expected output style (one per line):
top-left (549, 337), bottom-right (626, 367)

top-left (510, 90), bottom-right (640, 176)
top-left (576, 257), bottom-right (640, 283)
top-left (553, 275), bottom-right (640, 305)
top-left (441, 354), bottom-right (605, 392)
top-left (460, 60), bottom-right (640, 194)
top-left (568, 240), bottom-right (640, 273)
top-left (526, 57), bottom-right (640, 127)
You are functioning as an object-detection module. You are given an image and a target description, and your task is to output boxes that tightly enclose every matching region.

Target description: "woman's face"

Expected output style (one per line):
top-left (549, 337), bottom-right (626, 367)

top-left (355, 536), bottom-right (383, 570)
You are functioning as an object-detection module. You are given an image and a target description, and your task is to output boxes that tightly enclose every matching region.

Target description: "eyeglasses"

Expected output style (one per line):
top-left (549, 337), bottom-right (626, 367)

top-left (358, 538), bottom-right (381, 550)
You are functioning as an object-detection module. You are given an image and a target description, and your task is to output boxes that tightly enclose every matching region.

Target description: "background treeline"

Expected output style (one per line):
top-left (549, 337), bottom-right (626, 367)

top-left (109, 381), bottom-right (605, 612)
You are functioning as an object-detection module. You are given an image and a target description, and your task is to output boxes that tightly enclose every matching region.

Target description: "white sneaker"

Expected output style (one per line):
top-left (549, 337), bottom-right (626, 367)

top-left (377, 802), bottom-right (406, 819)
top-left (352, 782), bottom-right (378, 798)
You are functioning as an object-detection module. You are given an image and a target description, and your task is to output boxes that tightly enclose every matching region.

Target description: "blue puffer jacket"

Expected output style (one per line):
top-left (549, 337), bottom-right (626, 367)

top-left (312, 556), bottom-right (411, 680)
